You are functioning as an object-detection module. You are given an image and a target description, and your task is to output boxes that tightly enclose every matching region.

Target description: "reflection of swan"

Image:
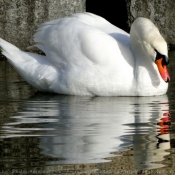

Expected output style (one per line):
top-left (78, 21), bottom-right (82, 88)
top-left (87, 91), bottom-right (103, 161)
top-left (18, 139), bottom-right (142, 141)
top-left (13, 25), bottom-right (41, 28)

top-left (132, 111), bottom-right (170, 170)
top-left (1, 94), bottom-right (170, 169)
top-left (0, 12), bottom-right (170, 96)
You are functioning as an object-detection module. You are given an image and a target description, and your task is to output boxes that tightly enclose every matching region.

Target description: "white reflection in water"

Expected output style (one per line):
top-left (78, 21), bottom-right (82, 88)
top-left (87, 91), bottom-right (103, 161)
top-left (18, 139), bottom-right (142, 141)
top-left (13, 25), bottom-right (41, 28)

top-left (1, 94), bottom-right (170, 169)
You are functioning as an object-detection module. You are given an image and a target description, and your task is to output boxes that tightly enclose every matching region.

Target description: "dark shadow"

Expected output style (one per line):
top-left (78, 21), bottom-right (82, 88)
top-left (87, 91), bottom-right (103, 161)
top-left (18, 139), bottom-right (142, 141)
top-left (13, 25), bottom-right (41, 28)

top-left (86, 0), bottom-right (129, 32)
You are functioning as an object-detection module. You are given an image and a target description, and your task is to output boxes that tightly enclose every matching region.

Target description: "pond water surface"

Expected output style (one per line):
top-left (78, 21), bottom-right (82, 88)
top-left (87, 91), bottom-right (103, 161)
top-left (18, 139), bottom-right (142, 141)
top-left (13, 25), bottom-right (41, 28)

top-left (0, 52), bottom-right (175, 175)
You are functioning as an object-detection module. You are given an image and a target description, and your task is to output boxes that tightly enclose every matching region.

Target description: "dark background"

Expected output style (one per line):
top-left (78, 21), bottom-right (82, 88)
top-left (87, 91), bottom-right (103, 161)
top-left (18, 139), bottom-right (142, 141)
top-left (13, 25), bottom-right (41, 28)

top-left (86, 0), bottom-right (129, 32)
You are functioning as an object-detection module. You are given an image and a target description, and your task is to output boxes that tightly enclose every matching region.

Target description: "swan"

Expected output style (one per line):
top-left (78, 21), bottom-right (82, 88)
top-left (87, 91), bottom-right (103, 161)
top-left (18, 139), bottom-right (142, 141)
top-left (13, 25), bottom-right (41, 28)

top-left (0, 12), bottom-right (170, 96)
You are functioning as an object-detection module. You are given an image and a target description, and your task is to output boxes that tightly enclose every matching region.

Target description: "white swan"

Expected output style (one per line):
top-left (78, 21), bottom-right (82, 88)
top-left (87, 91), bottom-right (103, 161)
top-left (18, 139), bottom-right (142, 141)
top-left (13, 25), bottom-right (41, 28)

top-left (0, 12), bottom-right (170, 96)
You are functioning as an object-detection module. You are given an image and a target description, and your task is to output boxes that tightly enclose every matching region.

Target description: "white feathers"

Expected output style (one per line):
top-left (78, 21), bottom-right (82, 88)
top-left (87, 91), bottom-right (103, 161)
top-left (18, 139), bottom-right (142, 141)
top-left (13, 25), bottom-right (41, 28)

top-left (0, 13), bottom-right (169, 96)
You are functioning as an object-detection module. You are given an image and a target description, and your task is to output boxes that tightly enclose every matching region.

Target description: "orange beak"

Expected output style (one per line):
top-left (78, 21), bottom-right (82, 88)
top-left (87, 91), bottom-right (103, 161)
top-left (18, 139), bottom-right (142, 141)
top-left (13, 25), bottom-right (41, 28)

top-left (155, 58), bottom-right (170, 82)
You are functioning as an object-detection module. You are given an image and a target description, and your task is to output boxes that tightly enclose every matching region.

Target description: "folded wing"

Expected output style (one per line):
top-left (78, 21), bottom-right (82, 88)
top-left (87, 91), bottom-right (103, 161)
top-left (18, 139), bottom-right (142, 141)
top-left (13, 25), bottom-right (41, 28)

top-left (31, 13), bottom-right (130, 70)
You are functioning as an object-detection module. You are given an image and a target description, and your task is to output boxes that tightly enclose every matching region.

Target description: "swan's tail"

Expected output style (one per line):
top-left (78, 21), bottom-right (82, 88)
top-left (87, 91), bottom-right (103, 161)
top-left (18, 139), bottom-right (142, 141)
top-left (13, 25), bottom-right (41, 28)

top-left (0, 38), bottom-right (32, 64)
top-left (0, 38), bottom-right (57, 92)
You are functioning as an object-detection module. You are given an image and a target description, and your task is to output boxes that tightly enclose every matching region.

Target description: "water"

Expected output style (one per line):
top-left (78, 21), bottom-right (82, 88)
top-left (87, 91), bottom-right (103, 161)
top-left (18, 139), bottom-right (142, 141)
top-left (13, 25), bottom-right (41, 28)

top-left (0, 52), bottom-right (175, 174)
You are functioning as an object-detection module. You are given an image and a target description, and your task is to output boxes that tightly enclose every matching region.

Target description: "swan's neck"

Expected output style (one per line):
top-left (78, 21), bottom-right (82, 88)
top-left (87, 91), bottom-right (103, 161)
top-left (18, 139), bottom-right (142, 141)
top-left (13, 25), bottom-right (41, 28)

top-left (130, 32), bottom-right (167, 96)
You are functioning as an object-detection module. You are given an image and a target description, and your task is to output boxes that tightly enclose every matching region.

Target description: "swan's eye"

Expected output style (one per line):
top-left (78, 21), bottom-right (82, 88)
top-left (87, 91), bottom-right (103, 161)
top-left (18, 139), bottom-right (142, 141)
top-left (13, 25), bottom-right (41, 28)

top-left (154, 49), bottom-right (169, 65)
top-left (162, 55), bottom-right (169, 65)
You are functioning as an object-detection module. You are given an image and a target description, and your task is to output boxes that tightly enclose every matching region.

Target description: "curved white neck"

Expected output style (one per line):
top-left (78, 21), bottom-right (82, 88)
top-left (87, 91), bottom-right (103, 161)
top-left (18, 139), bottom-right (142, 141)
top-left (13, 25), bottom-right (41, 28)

top-left (130, 26), bottom-right (168, 96)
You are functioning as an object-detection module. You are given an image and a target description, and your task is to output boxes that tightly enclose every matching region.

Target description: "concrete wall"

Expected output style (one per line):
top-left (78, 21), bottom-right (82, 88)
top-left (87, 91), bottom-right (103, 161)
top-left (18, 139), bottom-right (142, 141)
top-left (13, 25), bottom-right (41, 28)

top-left (0, 0), bottom-right (86, 50)
top-left (0, 0), bottom-right (175, 49)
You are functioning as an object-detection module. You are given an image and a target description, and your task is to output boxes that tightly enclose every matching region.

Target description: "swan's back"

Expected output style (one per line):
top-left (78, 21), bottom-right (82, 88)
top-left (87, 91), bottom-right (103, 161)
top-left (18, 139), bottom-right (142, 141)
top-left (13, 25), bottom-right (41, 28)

top-left (26, 13), bottom-right (135, 96)
top-left (32, 12), bottom-right (132, 68)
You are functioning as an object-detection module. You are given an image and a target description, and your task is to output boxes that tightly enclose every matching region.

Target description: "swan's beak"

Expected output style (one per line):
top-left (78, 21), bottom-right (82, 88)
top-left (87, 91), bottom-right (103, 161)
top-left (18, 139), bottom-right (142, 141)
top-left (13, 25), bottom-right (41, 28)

top-left (156, 58), bottom-right (170, 82)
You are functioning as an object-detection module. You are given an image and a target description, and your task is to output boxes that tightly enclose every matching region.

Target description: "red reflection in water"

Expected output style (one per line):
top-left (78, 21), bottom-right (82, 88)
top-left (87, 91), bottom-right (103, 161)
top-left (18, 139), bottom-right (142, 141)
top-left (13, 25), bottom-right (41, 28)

top-left (157, 111), bottom-right (171, 135)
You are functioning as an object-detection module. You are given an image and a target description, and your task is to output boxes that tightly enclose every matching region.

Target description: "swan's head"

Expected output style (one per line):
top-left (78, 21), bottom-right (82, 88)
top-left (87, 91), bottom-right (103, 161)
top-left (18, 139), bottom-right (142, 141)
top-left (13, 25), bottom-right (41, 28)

top-left (130, 17), bottom-right (170, 83)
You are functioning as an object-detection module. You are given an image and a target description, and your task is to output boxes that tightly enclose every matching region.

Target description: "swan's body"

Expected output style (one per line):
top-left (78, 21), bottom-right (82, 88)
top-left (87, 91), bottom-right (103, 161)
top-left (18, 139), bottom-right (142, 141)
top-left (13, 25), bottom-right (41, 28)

top-left (0, 12), bottom-right (170, 96)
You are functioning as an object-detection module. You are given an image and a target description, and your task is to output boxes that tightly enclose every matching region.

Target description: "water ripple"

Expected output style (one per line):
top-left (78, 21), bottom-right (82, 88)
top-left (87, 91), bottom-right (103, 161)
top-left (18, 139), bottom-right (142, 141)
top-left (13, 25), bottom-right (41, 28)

top-left (0, 93), bottom-right (171, 170)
